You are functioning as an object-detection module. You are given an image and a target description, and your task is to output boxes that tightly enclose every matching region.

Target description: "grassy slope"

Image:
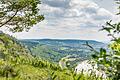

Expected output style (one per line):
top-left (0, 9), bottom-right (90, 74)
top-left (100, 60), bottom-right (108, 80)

top-left (0, 33), bottom-right (59, 80)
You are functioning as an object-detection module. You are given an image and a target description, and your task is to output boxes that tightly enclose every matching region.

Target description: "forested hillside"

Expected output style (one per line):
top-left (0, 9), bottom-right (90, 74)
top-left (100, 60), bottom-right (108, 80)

top-left (20, 39), bottom-right (107, 63)
top-left (0, 32), bottom-right (108, 80)
top-left (0, 32), bottom-right (60, 80)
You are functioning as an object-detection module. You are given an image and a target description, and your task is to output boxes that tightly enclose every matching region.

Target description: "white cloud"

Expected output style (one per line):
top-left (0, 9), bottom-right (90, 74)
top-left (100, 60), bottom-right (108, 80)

top-left (7, 0), bottom-right (118, 41)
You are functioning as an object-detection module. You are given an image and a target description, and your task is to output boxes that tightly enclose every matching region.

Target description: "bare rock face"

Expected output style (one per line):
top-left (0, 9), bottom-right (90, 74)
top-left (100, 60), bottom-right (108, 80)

top-left (75, 60), bottom-right (107, 79)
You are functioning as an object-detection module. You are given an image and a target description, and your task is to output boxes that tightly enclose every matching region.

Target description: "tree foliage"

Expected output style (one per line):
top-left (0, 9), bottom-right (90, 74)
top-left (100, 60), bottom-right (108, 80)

top-left (0, 0), bottom-right (44, 32)
top-left (88, 1), bottom-right (120, 79)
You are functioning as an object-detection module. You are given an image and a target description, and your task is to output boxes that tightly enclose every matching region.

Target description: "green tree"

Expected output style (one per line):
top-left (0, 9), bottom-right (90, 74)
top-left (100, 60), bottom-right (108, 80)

top-left (88, 1), bottom-right (120, 79)
top-left (0, 0), bottom-right (44, 32)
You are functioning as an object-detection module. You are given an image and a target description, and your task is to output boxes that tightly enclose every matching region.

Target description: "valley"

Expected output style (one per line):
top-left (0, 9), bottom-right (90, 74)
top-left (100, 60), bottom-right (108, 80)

top-left (20, 39), bottom-right (107, 68)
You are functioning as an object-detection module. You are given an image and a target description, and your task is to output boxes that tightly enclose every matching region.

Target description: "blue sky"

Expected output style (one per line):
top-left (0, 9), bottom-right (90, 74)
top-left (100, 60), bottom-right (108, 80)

top-left (5, 0), bottom-right (119, 42)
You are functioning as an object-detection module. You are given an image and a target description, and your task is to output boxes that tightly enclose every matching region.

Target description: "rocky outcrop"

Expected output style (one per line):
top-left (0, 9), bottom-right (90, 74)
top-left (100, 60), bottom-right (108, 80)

top-left (75, 60), bottom-right (106, 78)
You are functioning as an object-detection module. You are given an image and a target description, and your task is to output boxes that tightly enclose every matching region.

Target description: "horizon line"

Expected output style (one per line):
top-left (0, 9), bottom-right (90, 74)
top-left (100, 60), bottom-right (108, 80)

top-left (18, 38), bottom-right (109, 43)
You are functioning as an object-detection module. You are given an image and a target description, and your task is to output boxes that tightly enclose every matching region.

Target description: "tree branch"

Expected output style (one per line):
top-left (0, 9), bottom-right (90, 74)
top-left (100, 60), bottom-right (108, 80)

top-left (0, 10), bottom-right (18, 27)
top-left (83, 42), bottom-right (99, 53)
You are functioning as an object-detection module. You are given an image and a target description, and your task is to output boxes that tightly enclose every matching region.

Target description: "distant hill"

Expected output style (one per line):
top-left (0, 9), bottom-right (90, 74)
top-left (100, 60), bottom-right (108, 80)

top-left (20, 39), bottom-right (107, 63)
top-left (20, 39), bottom-right (104, 46)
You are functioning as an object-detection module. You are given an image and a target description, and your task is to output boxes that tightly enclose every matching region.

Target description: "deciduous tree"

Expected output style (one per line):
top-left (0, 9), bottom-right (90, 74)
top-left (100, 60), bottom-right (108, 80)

top-left (0, 0), bottom-right (44, 32)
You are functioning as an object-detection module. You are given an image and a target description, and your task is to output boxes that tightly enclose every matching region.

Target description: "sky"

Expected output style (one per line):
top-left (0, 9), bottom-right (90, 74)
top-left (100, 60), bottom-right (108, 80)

top-left (3, 0), bottom-right (119, 42)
